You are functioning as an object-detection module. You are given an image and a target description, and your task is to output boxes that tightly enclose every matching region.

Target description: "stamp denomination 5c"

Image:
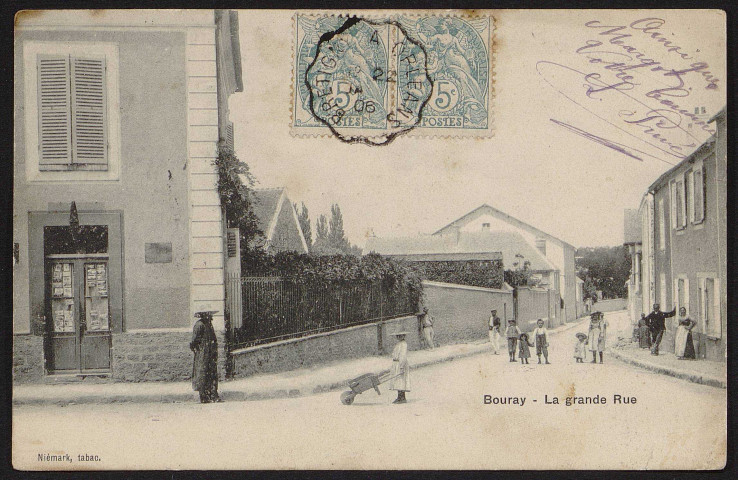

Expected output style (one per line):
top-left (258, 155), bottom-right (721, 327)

top-left (292, 13), bottom-right (495, 143)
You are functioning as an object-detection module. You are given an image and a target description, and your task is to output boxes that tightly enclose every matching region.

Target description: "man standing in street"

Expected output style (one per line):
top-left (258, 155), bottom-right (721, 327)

top-left (645, 303), bottom-right (676, 356)
top-left (190, 308), bottom-right (222, 403)
top-left (420, 307), bottom-right (435, 350)
top-left (488, 310), bottom-right (501, 354)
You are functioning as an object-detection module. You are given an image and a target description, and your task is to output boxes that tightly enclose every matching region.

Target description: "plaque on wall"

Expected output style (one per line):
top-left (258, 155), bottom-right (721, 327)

top-left (145, 242), bottom-right (173, 263)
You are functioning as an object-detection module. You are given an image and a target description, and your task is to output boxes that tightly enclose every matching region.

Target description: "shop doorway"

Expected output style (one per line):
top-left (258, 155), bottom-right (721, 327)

top-left (44, 226), bottom-right (111, 373)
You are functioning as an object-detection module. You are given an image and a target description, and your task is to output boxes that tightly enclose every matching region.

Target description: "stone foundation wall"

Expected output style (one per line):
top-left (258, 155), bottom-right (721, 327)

top-left (232, 315), bottom-right (421, 378)
top-left (13, 330), bottom-right (228, 383)
top-left (13, 334), bottom-right (45, 383)
top-left (112, 330), bottom-right (227, 382)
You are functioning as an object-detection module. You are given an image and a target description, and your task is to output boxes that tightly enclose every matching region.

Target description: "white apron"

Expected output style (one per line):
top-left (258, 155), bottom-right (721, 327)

top-left (389, 341), bottom-right (410, 391)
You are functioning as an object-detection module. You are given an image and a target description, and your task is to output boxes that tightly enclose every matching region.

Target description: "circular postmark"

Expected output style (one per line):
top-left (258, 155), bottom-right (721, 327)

top-left (304, 17), bottom-right (433, 146)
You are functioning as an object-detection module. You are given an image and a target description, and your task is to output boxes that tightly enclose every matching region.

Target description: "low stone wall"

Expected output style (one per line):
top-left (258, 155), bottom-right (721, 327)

top-left (111, 330), bottom-right (226, 382)
top-left (231, 315), bottom-right (421, 378)
top-left (422, 280), bottom-right (514, 344)
top-left (12, 334), bottom-right (45, 383)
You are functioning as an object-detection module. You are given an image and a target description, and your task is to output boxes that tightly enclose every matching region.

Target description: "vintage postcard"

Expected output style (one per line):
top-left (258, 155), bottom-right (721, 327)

top-left (12, 9), bottom-right (726, 471)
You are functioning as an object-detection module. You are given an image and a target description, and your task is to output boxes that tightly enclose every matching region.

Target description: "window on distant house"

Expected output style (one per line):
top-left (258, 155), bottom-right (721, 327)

top-left (482, 223), bottom-right (490, 229)
top-left (699, 276), bottom-right (721, 338)
top-left (693, 160), bottom-right (706, 223)
top-left (658, 198), bottom-right (666, 250)
top-left (675, 178), bottom-right (686, 229)
top-left (24, 42), bottom-right (120, 182)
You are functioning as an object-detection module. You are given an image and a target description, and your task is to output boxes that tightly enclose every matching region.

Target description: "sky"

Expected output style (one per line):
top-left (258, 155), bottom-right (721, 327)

top-left (229, 10), bottom-right (726, 249)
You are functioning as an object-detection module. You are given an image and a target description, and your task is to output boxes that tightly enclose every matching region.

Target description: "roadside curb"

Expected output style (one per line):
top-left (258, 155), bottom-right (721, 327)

top-left (13, 344), bottom-right (494, 406)
top-left (14, 321), bottom-right (604, 406)
top-left (608, 347), bottom-right (726, 389)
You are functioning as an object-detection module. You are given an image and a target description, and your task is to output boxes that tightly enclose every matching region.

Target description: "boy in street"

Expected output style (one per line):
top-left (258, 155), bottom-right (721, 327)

top-left (505, 319), bottom-right (521, 362)
top-left (533, 318), bottom-right (550, 364)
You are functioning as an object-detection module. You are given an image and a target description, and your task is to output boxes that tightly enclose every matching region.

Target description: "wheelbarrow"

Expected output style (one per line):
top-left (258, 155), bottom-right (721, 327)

top-left (340, 370), bottom-right (401, 405)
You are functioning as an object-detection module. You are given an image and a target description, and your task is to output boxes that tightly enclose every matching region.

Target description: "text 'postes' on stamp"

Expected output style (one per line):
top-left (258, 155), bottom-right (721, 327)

top-left (292, 14), bottom-right (495, 144)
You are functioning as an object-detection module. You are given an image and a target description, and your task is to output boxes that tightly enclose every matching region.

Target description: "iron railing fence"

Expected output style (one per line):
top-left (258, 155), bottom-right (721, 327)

top-left (230, 276), bottom-right (416, 349)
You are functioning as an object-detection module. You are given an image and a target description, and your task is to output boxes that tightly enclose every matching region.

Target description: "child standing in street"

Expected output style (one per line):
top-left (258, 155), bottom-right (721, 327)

top-left (532, 318), bottom-right (550, 364)
top-left (518, 332), bottom-right (533, 364)
top-left (505, 319), bottom-right (521, 362)
top-left (574, 332), bottom-right (588, 363)
top-left (389, 331), bottom-right (410, 404)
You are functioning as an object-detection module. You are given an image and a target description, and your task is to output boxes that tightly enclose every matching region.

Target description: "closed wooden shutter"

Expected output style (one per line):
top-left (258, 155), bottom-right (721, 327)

top-left (226, 121), bottom-right (234, 151)
top-left (37, 55), bottom-right (72, 168)
top-left (71, 56), bottom-right (107, 168)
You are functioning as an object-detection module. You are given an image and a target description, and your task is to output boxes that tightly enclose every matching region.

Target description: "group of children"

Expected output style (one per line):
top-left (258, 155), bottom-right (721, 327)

top-left (503, 314), bottom-right (607, 364)
top-left (504, 318), bottom-right (551, 364)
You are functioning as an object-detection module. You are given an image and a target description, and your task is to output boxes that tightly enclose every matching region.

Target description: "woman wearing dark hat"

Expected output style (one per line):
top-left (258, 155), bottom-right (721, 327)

top-left (389, 330), bottom-right (410, 404)
top-left (190, 308), bottom-right (222, 403)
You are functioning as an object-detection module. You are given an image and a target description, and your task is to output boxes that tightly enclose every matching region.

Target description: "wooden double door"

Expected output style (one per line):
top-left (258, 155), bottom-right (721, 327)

top-left (46, 255), bottom-right (111, 373)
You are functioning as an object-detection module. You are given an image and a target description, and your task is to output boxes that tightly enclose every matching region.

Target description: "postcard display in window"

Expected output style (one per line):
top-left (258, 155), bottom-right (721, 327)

top-left (51, 263), bottom-right (75, 333)
top-left (84, 263), bottom-right (109, 331)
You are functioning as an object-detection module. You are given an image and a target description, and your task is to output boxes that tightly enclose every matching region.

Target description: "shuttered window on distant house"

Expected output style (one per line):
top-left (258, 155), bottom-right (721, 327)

top-left (37, 54), bottom-right (107, 171)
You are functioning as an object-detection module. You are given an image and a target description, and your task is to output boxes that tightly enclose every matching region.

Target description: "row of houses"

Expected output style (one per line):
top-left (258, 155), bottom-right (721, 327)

top-left (624, 108), bottom-right (727, 362)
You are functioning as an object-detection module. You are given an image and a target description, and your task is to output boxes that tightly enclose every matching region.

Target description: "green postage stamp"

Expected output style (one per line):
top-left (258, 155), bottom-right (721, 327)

top-left (292, 13), bottom-right (495, 144)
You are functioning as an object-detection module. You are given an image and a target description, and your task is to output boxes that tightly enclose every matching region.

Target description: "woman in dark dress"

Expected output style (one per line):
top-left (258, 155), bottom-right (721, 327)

top-left (674, 307), bottom-right (697, 360)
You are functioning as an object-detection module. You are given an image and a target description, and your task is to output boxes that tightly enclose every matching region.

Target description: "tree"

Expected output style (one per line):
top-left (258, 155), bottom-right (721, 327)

top-left (214, 145), bottom-right (261, 256)
top-left (575, 246), bottom-right (630, 299)
top-left (294, 202), bottom-right (312, 251)
top-left (315, 214), bottom-right (328, 243)
top-left (328, 204), bottom-right (349, 251)
top-left (504, 254), bottom-right (532, 287)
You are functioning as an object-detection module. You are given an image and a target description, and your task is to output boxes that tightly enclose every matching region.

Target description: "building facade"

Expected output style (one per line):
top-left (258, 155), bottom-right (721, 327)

top-left (13, 10), bottom-right (243, 382)
top-left (634, 108), bottom-right (726, 361)
top-left (623, 209), bottom-right (643, 326)
top-left (430, 205), bottom-right (578, 324)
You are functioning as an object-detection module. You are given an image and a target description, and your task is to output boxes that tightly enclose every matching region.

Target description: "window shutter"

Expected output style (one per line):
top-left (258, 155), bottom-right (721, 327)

top-left (71, 56), bottom-right (107, 167)
top-left (712, 278), bottom-right (721, 337)
top-left (37, 55), bottom-right (72, 168)
top-left (698, 277), bottom-right (706, 332)
top-left (226, 121), bottom-right (235, 151)
top-left (700, 164), bottom-right (707, 221)
top-left (686, 171), bottom-right (693, 224)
